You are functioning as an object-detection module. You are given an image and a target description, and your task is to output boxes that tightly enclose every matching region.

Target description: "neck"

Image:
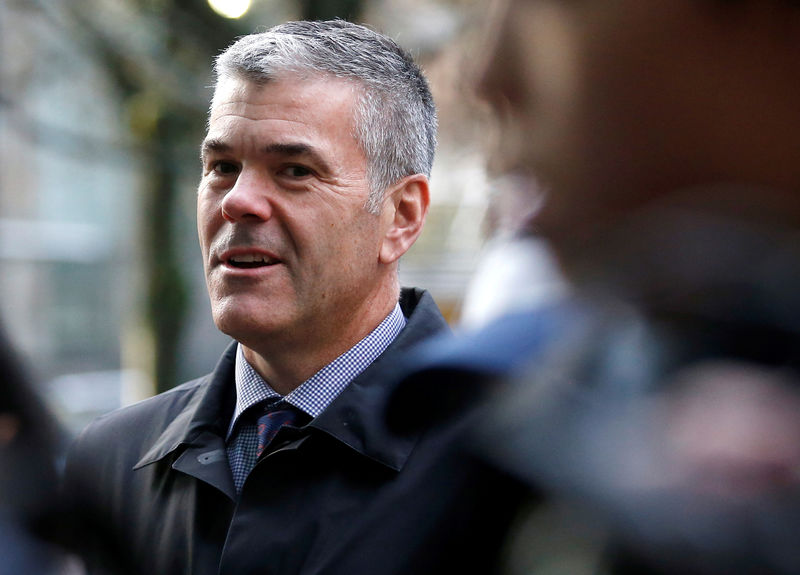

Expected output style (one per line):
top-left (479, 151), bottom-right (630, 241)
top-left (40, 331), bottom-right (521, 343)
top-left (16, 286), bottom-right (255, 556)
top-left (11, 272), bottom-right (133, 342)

top-left (241, 284), bottom-right (400, 395)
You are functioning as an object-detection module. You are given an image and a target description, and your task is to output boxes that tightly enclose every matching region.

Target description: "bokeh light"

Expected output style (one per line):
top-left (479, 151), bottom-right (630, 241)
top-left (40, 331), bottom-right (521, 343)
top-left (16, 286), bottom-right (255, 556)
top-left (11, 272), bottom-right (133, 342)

top-left (208, 0), bottom-right (252, 19)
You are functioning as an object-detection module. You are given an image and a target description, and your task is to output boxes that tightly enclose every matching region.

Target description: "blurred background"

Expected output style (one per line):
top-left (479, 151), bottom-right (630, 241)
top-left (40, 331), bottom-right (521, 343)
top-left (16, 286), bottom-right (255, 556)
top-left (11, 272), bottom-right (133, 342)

top-left (0, 0), bottom-right (561, 436)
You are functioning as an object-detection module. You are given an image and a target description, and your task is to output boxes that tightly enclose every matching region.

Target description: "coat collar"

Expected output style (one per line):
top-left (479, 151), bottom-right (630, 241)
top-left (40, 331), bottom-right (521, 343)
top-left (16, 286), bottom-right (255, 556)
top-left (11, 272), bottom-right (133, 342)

top-left (134, 288), bottom-right (449, 475)
top-left (134, 342), bottom-right (237, 470)
top-left (309, 288), bottom-right (450, 471)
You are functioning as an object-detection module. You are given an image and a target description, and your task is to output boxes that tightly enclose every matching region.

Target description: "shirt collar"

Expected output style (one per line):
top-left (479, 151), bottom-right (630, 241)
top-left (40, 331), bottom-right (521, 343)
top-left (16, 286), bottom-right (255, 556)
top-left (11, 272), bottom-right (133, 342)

top-left (227, 303), bottom-right (406, 438)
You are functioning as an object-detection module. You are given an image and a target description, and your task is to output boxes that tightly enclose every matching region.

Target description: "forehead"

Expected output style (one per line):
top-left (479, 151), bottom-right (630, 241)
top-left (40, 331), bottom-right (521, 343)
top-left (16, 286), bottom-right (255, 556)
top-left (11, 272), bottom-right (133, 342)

top-left (209, 74), bottom-right (358, 130)
top-left (205, 75), bottom-right (362, 155)
top-left (203, 75), bottom-right (370, 180)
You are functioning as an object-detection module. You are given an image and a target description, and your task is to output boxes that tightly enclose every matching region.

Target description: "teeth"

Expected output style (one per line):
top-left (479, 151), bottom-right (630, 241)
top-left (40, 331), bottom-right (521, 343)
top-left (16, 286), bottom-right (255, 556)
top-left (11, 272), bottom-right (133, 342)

top-left (231, 254), bottom-right (259, 263)
top-left (229, 254), bottom-right (277, 264)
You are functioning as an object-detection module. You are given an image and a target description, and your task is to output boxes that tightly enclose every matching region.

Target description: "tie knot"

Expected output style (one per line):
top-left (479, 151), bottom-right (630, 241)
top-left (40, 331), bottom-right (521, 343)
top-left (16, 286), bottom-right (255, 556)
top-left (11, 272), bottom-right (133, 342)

top-left (255, 401), bottom-right (308, 457)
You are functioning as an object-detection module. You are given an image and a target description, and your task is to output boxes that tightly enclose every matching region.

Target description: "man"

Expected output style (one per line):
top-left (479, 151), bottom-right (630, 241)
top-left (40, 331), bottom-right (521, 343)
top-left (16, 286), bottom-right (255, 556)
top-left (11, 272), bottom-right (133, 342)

top-left (63, 20), bottom-right (449, 574)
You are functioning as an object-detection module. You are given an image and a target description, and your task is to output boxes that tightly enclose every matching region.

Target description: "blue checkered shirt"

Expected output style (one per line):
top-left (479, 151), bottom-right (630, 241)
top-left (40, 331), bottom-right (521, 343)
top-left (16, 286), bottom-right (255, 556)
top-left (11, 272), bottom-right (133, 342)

top-left (226, 303), bottom-right (406, 493)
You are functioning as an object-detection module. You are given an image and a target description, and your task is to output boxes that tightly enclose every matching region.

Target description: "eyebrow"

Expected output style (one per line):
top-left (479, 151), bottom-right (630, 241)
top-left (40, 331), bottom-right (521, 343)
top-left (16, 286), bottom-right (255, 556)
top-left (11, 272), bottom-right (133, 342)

top-left (200, 139), bottom-right (332, 173)
top-left (263, 143), bottom-right (334, 175)
top-left (200, 138), bottom-right (230, 161)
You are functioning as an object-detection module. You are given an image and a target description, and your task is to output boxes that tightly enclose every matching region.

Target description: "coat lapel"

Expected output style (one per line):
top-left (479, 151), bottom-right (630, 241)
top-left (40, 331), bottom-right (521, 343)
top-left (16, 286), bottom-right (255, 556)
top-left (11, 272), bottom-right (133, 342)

top-left (133, 342), bottom-right (238, 500)
top-left (309, 288), bottom-right (450, 471)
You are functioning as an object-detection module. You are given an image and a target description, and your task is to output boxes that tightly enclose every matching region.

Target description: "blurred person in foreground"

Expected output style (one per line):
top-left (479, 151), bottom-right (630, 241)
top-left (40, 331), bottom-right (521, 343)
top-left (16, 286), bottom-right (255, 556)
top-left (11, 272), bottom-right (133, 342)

top-left (332, 1), bottom-right (800, 574)
top-left (474, 0), bottom-right (800, 573)
top-left (61, 20), bottom-right (458, 574)
top-left (1, 327), bottom-right (68, 574)
top-left (1, 326), bottom-right (133, 574)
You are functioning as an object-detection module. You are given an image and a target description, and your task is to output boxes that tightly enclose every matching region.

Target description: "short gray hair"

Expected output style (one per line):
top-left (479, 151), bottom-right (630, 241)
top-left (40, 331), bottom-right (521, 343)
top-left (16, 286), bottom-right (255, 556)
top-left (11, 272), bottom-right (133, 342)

top-left (213, 20), bottom-right (438, 213)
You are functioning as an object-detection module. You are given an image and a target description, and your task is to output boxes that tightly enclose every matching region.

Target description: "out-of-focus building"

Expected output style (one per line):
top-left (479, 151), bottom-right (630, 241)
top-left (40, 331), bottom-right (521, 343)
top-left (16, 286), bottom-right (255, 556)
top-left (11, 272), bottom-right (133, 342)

top-left (0, 1), bottom-right (144, 432)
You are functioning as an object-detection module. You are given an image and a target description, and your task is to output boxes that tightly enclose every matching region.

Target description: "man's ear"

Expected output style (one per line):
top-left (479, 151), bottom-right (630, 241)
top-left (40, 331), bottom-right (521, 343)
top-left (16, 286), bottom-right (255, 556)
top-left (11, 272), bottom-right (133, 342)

top-left (379, 174), bottom-right (430, 265)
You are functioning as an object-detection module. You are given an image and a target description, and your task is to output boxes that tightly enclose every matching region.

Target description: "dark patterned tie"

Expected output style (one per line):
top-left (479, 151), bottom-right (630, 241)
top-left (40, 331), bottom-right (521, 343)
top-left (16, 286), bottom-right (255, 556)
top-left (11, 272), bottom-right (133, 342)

top-left (255, 402), bottom-right (306, 457)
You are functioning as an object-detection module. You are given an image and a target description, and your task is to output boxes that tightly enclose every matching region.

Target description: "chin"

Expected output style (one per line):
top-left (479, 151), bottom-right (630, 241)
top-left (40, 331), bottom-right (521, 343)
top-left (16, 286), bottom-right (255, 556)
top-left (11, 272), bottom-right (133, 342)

top-left (211, 312), bottom-right (246, 340)
top-left (212, 303), bottom-right (265, 338)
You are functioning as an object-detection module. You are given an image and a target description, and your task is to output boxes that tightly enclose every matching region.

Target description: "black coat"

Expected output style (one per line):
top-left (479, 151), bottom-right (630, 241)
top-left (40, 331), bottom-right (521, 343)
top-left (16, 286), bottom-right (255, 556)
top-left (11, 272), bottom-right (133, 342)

top-left (63, 288), bottom-right (465, 575)
top-left (312, 308), bottom-right (559, 575)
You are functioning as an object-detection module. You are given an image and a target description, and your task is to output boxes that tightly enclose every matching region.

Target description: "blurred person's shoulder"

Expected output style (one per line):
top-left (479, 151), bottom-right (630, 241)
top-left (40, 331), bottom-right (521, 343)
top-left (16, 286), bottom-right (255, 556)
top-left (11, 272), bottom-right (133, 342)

top-left (385, 301), bottom-right (579, 434)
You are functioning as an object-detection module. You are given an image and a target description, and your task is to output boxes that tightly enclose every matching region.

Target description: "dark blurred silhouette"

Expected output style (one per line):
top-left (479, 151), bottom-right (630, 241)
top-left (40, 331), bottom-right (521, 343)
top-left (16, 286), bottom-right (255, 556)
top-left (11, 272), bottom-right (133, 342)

top-left (469, 0), bottom-right (800, 573)
top-left (0, 326), bottom-right (65, 573)
top-left (1, 325), bottom-right (136, 574)
top-left (339, 1), bottom-right (800, 574)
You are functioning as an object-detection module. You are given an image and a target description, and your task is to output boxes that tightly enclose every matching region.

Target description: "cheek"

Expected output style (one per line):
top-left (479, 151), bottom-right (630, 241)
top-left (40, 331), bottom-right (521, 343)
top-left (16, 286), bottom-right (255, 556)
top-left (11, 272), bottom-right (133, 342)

top-left (325, 213), bottom-right (382, 273)
top-left (197, 196), bottom-right (219, 242)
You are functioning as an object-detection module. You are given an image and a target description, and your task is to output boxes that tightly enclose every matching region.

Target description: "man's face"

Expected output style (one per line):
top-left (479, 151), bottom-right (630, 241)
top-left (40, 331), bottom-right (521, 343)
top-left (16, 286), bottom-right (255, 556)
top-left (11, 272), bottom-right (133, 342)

top-left (478, 0), bottom-right (719, 249)
top-left (198, 75), bottom-right (387, 350)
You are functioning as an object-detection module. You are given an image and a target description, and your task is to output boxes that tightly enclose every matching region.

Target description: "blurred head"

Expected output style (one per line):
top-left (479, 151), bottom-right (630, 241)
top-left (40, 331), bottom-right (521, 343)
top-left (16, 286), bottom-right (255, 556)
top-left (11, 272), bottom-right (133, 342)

top-left (477, 0), bottom-right (800, 269)
top-left (213, 19), bottom-right (437, 213)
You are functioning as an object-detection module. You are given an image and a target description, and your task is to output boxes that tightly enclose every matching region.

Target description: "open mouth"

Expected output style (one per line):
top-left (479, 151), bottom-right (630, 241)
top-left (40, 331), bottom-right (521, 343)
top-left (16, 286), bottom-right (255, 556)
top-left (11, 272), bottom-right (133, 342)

top-left (227, 254), bottom-right (281, 269)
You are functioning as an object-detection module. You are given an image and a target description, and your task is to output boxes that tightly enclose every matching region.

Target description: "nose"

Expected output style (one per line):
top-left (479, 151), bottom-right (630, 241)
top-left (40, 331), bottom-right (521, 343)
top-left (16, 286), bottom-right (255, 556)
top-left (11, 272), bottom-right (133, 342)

top-left (220, 169), bottom-right (273, 223)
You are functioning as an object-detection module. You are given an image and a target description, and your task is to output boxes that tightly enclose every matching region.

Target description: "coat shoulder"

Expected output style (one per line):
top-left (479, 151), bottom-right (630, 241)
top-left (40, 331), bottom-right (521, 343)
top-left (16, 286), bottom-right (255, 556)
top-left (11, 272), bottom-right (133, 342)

top-left (83, 377), bottom-right (207, 438)
top-left (65, 375), bottom-right (212, 477)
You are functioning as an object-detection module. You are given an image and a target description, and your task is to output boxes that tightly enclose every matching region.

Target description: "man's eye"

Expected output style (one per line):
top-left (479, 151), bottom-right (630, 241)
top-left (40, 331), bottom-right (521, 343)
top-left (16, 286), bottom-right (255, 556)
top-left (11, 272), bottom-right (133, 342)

top-left (281, 165), bottom-right (313, 178)
top-left (213, 161), bottom-right (238, 175)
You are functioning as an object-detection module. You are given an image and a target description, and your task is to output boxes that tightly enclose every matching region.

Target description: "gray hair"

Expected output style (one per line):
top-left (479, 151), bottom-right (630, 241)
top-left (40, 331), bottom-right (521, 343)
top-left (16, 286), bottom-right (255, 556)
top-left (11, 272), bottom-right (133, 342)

top-left (213, 20), bottom-right (438, 213)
